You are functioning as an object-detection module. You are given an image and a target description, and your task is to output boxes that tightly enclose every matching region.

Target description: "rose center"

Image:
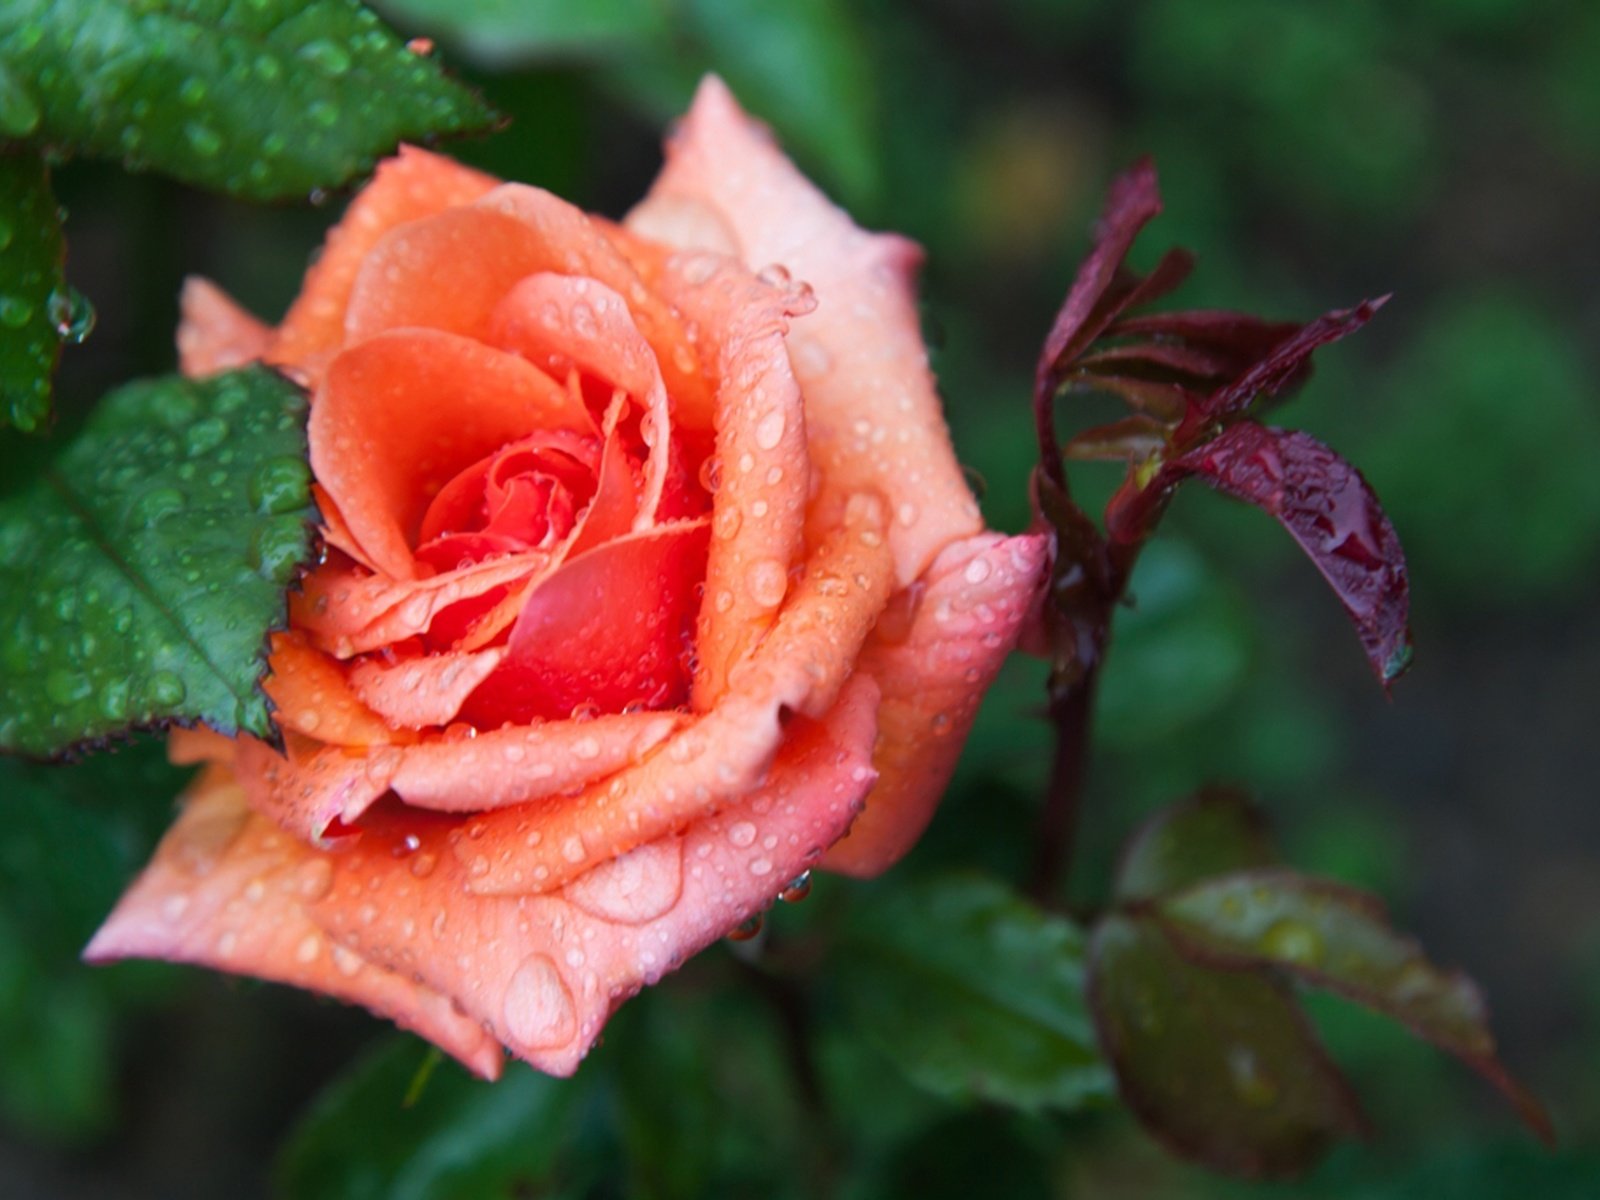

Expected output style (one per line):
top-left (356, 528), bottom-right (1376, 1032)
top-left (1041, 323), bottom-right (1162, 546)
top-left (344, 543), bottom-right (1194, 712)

top-left (414, 432), bottom-right (600, 574)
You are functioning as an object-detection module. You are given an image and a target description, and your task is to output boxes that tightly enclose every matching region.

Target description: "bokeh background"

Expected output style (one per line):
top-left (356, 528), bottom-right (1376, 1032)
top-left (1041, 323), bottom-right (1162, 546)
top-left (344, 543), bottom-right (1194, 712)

top-left (4, 0), bottom-right (1599, 1195)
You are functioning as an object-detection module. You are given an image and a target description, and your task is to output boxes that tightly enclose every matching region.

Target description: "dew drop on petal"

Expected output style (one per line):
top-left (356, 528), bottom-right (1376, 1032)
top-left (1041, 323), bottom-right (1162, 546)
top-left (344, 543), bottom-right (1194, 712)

top-left (503, 954), bottom-right (577, 1049)
top-left (746, 559), bottom-right (788, 609)
top-left (754, 410), bottom-right (786, 450)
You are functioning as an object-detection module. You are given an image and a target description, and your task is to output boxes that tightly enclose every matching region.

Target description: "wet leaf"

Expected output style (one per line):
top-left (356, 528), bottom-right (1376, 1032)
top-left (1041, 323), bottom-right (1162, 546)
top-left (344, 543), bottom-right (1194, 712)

top-left (0, 366), bottom-right (313, 757)
top-left (833, 874), bottom-right (1112, 1112)
top-left (0, 150), bottom-right (65, 433)
top-left (1088, 912), bottom-right (1367, 1179)
top-left (1111, 423), bottom-right (1412, 685)
top-left (1036, 158), bottom-right (1165, 393)
top-left (276, 1036), bottom-right (596, 1200)
top-left (1155, 869), bottom-right (1553, 1142)
top-left (1063, 414), bottom-right (1171, 463)
top-left (1114, 786), bottom-right (1278, 904)
top-left (1186, 296), bottom-right (1386, 431)
top-left (0, 0), bottom-right (493, 201)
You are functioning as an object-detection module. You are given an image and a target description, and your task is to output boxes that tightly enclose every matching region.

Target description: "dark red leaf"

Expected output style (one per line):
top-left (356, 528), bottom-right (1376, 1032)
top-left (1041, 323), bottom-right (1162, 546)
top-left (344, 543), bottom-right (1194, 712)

top-left (1180, 297), bottom-right (1388, 438)
top-left (1034, 160), bottom-right (1164, 487)
top-left (1113, 424), bottom-right (1412, 686)
top-left (1037, 159), bottom-right (1164, 383)
top-left (1063, 415), bottom-right (1171, 463)
top-left (1113, 310), bottom-right (1303, 356)
top-left (1154, 869), bottom-right (1554, 1144)
top-left (1077, 339), bottom-right (1246, 384)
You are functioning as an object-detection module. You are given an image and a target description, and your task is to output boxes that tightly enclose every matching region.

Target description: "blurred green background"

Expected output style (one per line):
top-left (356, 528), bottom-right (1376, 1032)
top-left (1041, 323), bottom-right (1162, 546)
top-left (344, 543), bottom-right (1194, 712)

top-left (4, 0), bottom-right (1599, 1194)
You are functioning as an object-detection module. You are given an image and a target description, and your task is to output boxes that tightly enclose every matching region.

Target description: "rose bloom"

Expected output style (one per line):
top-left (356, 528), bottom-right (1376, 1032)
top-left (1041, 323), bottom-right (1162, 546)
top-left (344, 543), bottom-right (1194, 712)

top-left (87, 79), bottom-right (1047, 1077)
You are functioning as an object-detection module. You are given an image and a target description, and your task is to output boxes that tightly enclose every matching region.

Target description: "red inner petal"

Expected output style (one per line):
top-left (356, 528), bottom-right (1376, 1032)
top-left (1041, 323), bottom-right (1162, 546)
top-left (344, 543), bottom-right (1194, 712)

top-left (458, 521), bottom-right (711, 725)
top-left (414, 433), bottom-right (601, 574)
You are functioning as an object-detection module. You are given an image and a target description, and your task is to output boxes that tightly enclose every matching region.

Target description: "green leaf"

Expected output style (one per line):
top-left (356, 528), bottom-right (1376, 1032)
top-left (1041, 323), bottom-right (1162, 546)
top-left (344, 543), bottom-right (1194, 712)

top-left (0, 149), bottom-right (66, 433)
top-left (1114, 786), bottom-right (1278, 904)
top-left (1088, 912), bottom-right (1367, 1179)
top-left (603, 977), bottom-right (825, 1199)
top-left (596, 0), bottom-right (881, 207)
top-left (0, 0), bottom-right (493, 201)
top-left (373, 0), bottom-right (668, 67)
top-left (833, 874), bottom-right (1112, 1112)
top-left (276, 1036), bottom-right (596, 1200)
top-left (0, 366), bottom-right (313, 757)
top-left (0, 745), bottom-right (183, 1141)
top-left (1155, 868), bottom-right (1554, 1141)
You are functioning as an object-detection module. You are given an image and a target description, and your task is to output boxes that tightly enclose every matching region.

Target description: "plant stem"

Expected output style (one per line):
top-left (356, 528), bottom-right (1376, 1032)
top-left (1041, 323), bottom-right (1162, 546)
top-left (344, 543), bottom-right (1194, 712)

top-left (1030, 672), bottom-right (1098, 905)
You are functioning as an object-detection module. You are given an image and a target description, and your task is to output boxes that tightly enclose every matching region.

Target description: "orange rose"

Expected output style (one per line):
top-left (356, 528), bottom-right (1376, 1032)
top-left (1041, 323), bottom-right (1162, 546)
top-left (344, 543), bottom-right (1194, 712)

top-left (87, 79), bottom-right (1047, 1077)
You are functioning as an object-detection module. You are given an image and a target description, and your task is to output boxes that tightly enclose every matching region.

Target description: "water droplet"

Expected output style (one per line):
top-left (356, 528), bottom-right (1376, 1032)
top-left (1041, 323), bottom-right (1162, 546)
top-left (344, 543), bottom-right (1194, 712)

top-left (746, 559), bottom-right (787, 608)
top-left (727, 913), bottom-right (764, 941)
top-left (99, 678), bottom-right (130, 720)
top-left (727, 821), bottom-right (757, 848)
top-left (778, 872), bottom-right (812, 903)
top-left (503, 954), bottom-right (577, 1048)
top-left (748, 857), bottom-right (773, 877)
top-left (1261, 918), bottom-right (1324, 967)
top-left (1227, 1045), bottom-right (1280, 1107)
top-left (0, 296), bottom-right (33, 329)
top-left (296, 858), bottom-right (333, 900)
top-left (184, 122), bottom-right (222, 157)
top-left (753, 409), bottom-right (786, 450)
top-left (46, 287), bottom-right (94, 344)
top-left (249, 515), bottom-right (308, 578)
top-left (298, 38), bottom-right (352, 76)
top-left (185, 415), bottom-right (230, 457)
top-left (410, 852), bottom-right (437, 878)
top-left (44, 669), bottom-right (91, 705)
top-left (331, 944), bottom-right (363, 976)
top-left (146, 671), bottom-right (186, 707)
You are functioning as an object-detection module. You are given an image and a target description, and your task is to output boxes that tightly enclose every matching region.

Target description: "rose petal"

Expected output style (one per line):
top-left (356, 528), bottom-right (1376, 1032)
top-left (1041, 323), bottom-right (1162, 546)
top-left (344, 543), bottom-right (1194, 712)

top-left (474, 185), bottom-right (714, 428)
top-left (311, 484), bottom-right (378, 574)
top-left (488, 273), bottom-right (671, 525)
top-left (292, 550), bottom-right (548, 658)
top-left (314, 672), bottom-right (879, 1075)
top-left (82, 766), bottom-right (503, 1079)
top-left (822, 531), bottom-right (1050, 876)
top-left (176, 277), bottom-right (272, 377)
top-left (346, 647), bottom-right (508, 730)
top-left (263, 632), bottom-right (403, 746)
top-left (311, 329), bottom-right (590, 579)
top-left (169, 725), bottom-right (237, 767)
top-left (235, 735), bottom-right (397, 844)
top-left (459, 520), bottom-right (711, 725)
top-left (629, 76), bottom-right (983, 585)
top-left (646, 253), bottom-right (813, 709)
top-left (388, 711), bottom-right (683, 813)
top-left (274, 147), bottom-right (499, 371)
top-left (454, 494), bottom-right (893, 894)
